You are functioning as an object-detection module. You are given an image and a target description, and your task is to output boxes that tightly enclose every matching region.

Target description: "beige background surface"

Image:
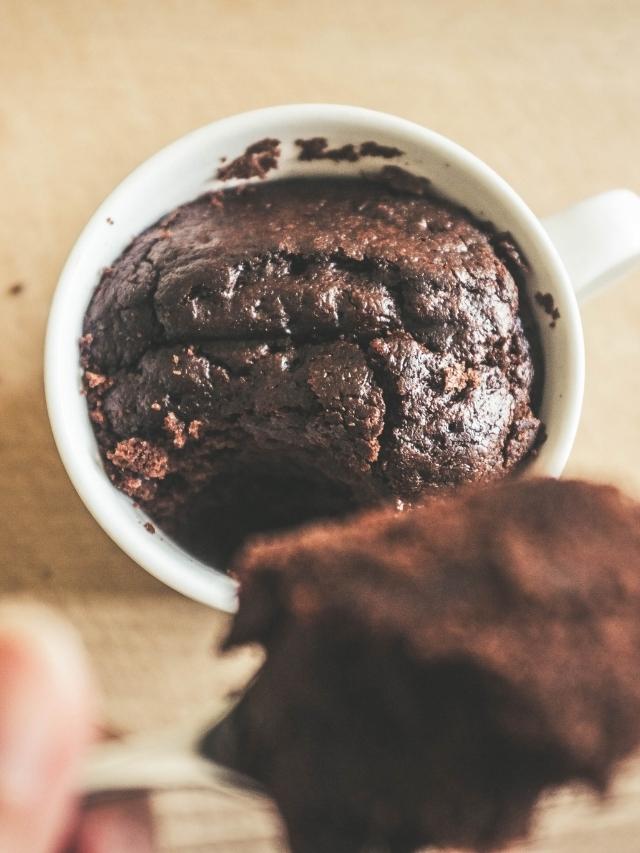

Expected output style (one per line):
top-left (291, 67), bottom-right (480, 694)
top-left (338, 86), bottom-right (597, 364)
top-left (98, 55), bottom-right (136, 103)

top-left (1, 1), bottom-right (639, 850)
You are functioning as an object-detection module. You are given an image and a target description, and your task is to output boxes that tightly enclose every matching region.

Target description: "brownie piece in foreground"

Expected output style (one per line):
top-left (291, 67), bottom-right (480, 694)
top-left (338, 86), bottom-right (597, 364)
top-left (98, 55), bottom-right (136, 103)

top-left (82, 176), bottom-right (541, 566)
top-left (222, 479), bottom-right (640, 853)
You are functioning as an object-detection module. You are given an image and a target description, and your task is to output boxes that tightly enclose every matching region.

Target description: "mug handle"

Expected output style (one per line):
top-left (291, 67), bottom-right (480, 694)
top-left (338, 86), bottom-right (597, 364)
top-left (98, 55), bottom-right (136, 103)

top-left (542, 189), bottom-right (640, 302)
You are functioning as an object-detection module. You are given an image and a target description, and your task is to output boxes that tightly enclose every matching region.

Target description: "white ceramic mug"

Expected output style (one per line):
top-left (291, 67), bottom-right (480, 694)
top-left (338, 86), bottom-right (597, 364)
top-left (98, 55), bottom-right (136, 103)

top-left (45, 105), bottom-right (640, 612)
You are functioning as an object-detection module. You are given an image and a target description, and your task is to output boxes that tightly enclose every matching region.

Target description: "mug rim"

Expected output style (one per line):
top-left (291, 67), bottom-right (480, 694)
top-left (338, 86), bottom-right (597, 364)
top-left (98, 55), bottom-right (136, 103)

top-left (44, 103), bottom-right (585, 611)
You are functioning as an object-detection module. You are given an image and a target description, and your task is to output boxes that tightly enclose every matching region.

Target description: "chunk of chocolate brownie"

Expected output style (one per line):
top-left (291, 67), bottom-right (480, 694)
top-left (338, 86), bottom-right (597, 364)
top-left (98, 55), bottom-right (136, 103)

top-left (221, 479), bottom-right (640, 852)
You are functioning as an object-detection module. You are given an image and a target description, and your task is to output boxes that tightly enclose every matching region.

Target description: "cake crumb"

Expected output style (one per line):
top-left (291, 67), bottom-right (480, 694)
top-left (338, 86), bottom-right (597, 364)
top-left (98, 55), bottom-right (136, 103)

top-left (535, 291), bottom-right (561, 327)
top-left (121, 476), bottom-right (142, 497)
top-left (85, 371), bottom-right (110, 389)
top-left (441, 363), bottom-right (468, 393)
top-left (144, 521), bottom-right (156, 534)
top-left (106, 216), bottom-right (114, 225)
top-left (79, 333), bottom-right (94, 368)
top-left (164, 412), bottom-right (187, 448)
top-left (217, 138), bottom-right (281, 181)
top-left (188, 419), bottom-right (204, 440)
top-left (295, 139), bottom-right (403, 163)
top-left (295, 137), bottom-right (359, 163)
top-left (108, 438), bottom-right (169, 479)
top-left (359, 141), bottom-right (404, 159)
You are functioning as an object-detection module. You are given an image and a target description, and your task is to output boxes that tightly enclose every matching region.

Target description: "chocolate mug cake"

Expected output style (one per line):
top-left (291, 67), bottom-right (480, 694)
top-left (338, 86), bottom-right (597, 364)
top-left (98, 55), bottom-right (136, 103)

top-left (81, 173), bottom-right (541, 564)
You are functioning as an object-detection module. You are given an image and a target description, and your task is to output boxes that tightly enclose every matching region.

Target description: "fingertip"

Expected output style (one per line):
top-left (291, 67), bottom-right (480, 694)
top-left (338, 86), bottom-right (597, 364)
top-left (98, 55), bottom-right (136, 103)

top-left (0, 602), bottom-right (94, 713)
top-left (0, 602), bottom-right (95, 853)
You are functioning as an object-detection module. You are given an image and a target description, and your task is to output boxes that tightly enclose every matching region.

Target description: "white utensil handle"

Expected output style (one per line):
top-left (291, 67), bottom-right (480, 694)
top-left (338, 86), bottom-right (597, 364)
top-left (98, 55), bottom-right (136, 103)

top-left (82, 734), bottom-right (265, 801)
top-left (81, 695), bottom-right (259, 799)
top-left (542, 189), bottom-right (640, 301)
top-left (83, 738), bottom-right (216, 796)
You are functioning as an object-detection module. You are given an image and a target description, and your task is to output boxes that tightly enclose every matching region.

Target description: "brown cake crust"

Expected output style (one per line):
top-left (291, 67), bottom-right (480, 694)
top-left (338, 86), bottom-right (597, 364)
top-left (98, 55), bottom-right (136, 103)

top-left (81, 177), bottom-right (541, 564)
top-left (224, 479), bottom-right (640, 853)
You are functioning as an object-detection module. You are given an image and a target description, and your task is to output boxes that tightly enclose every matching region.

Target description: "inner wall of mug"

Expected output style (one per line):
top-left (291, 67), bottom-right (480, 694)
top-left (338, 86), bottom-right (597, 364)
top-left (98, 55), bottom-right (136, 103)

top-left (48, 106), bottom-right (580, 606)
